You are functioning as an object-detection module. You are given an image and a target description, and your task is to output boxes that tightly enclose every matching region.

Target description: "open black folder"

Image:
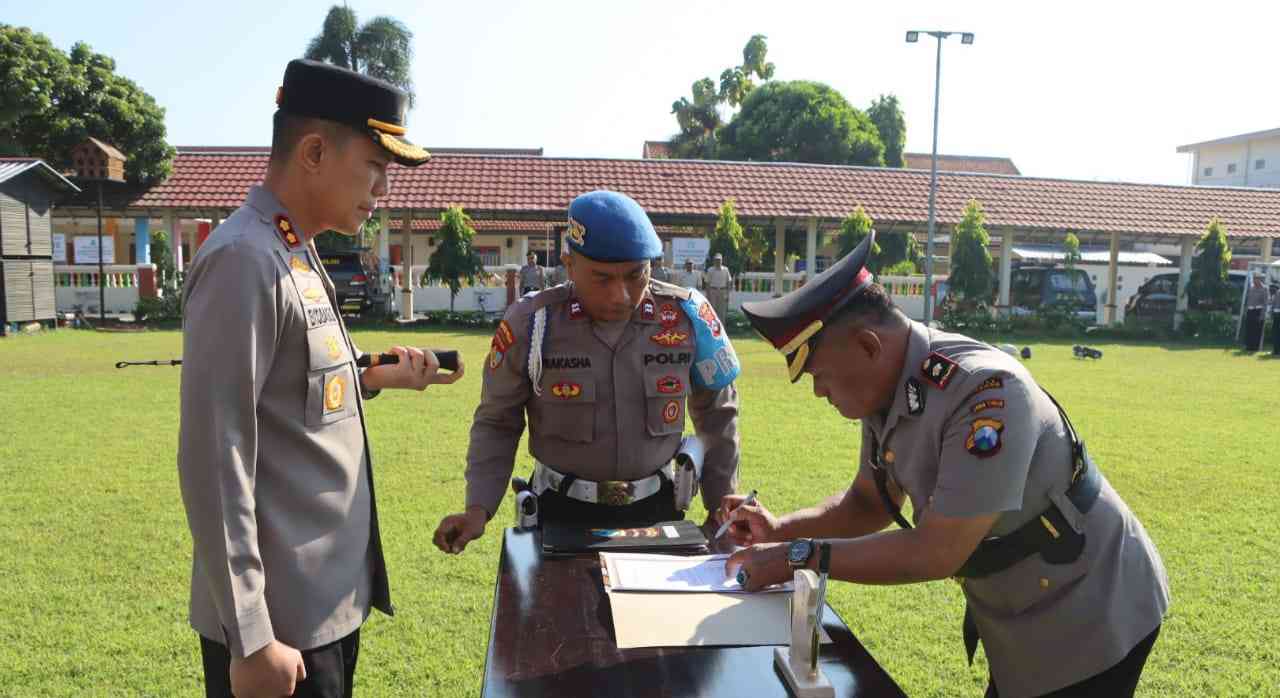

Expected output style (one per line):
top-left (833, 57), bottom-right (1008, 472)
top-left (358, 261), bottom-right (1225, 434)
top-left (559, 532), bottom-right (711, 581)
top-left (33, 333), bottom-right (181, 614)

top-left (541, 520), bottom-right (709, 554)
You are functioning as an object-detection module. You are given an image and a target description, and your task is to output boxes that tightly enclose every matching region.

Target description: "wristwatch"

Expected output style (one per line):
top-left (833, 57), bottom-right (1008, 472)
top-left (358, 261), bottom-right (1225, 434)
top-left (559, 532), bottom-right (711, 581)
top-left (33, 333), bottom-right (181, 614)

top-left (787, 538), bottom-right (817, 570)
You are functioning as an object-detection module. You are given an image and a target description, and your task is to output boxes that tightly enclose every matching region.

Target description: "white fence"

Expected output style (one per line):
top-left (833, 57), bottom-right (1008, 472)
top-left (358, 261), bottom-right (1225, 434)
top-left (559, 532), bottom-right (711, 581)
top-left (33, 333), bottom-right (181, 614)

top-left (390, 264), bottom-right (514, 315)
top-left (731, 272), bottom-right (942, 321)
top-left (54, 264), bottom-right (148, 315)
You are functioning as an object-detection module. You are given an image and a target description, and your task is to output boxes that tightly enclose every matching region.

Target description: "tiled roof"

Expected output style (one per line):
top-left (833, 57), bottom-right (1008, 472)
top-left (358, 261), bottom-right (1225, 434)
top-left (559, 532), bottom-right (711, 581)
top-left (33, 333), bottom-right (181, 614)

top-left (69, 149), bottom-right (1280, 240)
top-left (388, 218), bottom-right (556, 232)
top-left (903, 153), bottom-right (1021, 175)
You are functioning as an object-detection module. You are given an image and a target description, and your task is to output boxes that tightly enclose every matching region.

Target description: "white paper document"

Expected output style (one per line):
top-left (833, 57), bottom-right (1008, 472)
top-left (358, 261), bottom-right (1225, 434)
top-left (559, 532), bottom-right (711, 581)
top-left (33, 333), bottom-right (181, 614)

top-left (601, 552), bottom-right (792, 593)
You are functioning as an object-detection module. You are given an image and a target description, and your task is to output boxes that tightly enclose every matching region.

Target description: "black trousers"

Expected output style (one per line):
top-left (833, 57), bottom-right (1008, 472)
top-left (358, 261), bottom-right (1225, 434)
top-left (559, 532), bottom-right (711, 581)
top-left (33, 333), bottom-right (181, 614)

top-left (537, 475), bottom-right (683, 527)
top-left (1244, 308), bottom-right (1265, 350)
top-left (986, 625), bottom-right (1159, 698)
top-left (1272, 312), bottom-right (1280, 355)
top-left (200, 630), bottom-right (360, 698)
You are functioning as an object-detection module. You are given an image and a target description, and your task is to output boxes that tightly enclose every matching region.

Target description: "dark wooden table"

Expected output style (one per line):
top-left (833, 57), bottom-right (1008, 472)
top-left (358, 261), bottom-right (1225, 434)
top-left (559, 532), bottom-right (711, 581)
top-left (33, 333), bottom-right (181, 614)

top-left (482, 528), bottom-right (905, 697)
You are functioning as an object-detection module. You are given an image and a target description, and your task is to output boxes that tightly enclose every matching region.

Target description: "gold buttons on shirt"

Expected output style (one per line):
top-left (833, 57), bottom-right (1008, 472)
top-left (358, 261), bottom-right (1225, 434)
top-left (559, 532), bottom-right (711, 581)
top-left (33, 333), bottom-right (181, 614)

top-left (883, 450), bottom-right (896, 464)
top-left (1040, 578), bottom-right (1050, 589)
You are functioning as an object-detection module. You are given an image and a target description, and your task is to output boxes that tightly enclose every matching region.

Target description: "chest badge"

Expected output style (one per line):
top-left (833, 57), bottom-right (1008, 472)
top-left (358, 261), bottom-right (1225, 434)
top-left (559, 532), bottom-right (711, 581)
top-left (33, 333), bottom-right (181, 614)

top-left (651, 328), bottom-right (690, 347)
top-left (656, 375), bottom-right (684, 394)
top-left (288, 255), bottom-right (313, 274)
top-left (551, 382), bottom-right (582, 399)
top-left (966, 418), bottom-right (1004, 458)
top-left (640, 299), bottom-right (656, 321)
top-left (274, 215), bottom-right (301, 248)
top-left (323, 374), bottom-right (346, 412)
top-left (569, 300), bottom-right (586, 320)
top-left (662, 399), bottom-right (681, 424)
top-left (325, 335), bottom-right (343, 361)
top-left (659, 303), bottom-right (680, 328)
top-left (921, 352), bottom-right (958, 389)
top-left (905, 378), bottom-right (926, 416)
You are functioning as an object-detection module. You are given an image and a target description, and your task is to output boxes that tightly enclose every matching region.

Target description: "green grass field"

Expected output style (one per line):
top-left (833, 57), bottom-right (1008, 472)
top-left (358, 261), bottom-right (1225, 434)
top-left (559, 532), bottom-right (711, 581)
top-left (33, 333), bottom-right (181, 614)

top-left (1, 327), bottom-right (1277, 697)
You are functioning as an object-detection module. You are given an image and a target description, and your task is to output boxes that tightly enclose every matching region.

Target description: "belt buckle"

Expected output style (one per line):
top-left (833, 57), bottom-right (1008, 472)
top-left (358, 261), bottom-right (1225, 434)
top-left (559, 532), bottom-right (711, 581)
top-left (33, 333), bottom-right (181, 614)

top-left (599, 480), bottom-right (634, 506)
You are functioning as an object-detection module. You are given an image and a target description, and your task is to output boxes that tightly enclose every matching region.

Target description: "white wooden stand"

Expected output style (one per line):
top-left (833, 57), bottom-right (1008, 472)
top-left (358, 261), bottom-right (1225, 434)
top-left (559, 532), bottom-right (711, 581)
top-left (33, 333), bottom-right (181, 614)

top-left (773, 569), bottom-right (834, 697)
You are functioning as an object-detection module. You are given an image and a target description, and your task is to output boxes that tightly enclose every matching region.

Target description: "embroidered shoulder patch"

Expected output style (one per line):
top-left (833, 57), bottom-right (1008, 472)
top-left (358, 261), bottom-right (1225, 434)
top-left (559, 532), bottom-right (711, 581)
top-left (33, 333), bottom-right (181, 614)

top-left (970, 399), bottom-right (1005, 414)
top-left (568, 300), bottom-right (586, 320)
top-left (640, 299), bottom-right (656, 321)
top-left (965, 376), bottom-right (1004, 401)
top-left (489, 320), bottom-right (517, 371)
top-left (659, 303), bottom-right (680, 328)
top-left (274, 215), bottom-right (301, 248)
top-left (651, 328), bottom-right (690, 347)
top-left (905, 378), bottom-right (926, 415)
top-left (921, 352), bottom-right (958, 389)
top-left (965, 418), bottom-right (1004, 458)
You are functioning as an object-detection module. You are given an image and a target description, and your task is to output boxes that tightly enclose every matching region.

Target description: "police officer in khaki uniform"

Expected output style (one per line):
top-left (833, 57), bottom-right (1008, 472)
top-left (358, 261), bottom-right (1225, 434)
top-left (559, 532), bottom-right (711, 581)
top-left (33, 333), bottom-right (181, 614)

top-left (676, 257), bottom-right (705, 291)
top-left (1244, 274), bottom-right (1268, 351)
top-left (519, 251), bottom-right (546, 295)
top-left (705, 252), bottom-right (733, 322)
top-left (652, 256), bottom-right (674, 283)
top-left (722, 233), bottom-right (1169, 698)
top-left (179, 60), bottom-right (464, 698)
top-left (433, 190), bottom-right (742, 553)
top-left (1271, 281), bottom-right (1280, 356)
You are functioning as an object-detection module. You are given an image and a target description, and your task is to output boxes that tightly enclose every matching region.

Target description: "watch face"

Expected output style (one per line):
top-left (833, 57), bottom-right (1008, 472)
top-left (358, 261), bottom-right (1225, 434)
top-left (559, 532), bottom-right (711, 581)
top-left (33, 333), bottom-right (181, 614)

top-left (788, 540), bottom-right (812, 564)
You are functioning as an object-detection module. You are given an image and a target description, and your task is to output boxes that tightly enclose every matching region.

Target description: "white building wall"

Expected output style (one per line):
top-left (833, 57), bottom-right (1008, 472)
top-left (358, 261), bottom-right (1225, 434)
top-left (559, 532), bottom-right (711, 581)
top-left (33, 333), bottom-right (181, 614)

top-left (1191, 135), bottom-right (1280, 188)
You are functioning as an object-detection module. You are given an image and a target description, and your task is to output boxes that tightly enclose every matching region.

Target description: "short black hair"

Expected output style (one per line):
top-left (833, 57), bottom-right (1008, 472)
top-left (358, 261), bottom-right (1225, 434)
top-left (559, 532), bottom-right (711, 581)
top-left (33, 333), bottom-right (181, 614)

top-left (827, 282), bottom-right (903, 330)
top-left (270, 111), bottom-right (359, 163)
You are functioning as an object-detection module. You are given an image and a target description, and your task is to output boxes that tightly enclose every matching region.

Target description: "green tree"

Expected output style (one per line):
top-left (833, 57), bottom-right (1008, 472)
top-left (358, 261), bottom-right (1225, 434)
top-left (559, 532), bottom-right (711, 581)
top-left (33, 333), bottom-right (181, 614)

top-left (708, 198), bottom-right (747, 275)
top-left (878, 231), bottom-right (921, 272)
top-left (835, 206), bottom-right (881, 262)
top-left (949, 200), bottom-right (994, 302)
top-left (669, 34), bottom-right (775, 159)
top-left (149, 230), bottom-right (178, 293)
top-left (867, 94), bottom-right (906, 168)
top-left (1063, 232), bottom-right (1082, 269)
top-left (424, 206), bottom-right (484, 311)
top-left (1187, 218), bottom-right (1234, 309)
top-left (0, 25), bottom-right (174, 181)
top-left (718, 81), bottom-right (885, 166)
top-left (304, 6), bottom-right (415, 106)
top-left (741, 226), bottom-right (770, 271)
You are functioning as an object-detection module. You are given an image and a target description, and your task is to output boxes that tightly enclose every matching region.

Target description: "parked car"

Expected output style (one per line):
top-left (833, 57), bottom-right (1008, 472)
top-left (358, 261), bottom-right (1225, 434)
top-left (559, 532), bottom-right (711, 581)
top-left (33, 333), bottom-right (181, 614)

top-left (318, 251), bottom-right (375, 314)
top-left (1125, 270), bottom-right (1247, 321)
top-left (1007, 265), bottom-right (1098, 323)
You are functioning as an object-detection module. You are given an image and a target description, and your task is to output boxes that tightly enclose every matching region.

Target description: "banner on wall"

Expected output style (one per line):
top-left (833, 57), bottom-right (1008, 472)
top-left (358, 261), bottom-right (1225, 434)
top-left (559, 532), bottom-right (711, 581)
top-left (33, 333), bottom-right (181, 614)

top-left (52, 234), bottom-right (66, 263)
top-left (74, 236), bottom-right (115, 264)
top-left (672, 237), bottom-right (710, 266)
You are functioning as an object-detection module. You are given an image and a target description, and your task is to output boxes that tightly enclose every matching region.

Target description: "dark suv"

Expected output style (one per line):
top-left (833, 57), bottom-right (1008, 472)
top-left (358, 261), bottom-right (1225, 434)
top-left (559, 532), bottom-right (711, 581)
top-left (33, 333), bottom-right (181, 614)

top-left (1007, 266), bottom-right (1098, 323)
top-left (318, 251), bottom-right (375, 314)
top-left (1125, 270), bottom-right (1247, 321)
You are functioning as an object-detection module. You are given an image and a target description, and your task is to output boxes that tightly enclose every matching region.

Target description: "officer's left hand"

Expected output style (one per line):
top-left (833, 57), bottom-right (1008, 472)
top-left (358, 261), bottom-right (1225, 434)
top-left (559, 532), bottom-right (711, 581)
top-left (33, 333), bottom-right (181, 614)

top-left (363, 346), bottom-right (465, 392)
top-left (723, 542), bottom-right (792, 592)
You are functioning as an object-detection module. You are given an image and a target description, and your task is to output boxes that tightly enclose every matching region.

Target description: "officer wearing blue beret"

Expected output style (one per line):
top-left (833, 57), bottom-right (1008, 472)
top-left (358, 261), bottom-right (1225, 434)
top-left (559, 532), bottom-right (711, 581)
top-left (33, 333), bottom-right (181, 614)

top-left (720, 234), bottom-right (1169, 697)
top-left (434, 190), bottom-right (743, 551)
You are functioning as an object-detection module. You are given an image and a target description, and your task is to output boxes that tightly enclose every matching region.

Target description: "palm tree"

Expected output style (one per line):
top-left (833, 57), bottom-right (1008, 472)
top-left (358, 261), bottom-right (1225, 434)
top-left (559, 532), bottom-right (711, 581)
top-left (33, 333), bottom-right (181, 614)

top-left (304, 6), bottom-right (415, 106)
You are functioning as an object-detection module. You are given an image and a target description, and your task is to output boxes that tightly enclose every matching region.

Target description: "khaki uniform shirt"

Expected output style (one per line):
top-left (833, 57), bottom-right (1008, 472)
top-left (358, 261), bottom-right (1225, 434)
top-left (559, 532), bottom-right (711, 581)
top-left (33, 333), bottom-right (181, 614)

top-left (859, 321), bottom-right (1169, 697)
top-left (465, 281), bottom-right (740, 516)
top-left (704, 266), bottom-right (733, 290)
top-left (652, 265), bottom-right (674, 283)
top-left (178, 186), bottom-right (390, 658)
top-left (1246, 283), bottom-right (1268, 309)
top-left (519, 264), bottom-right (545, 291)
top-left (676, 268), bottom-right (705, 290)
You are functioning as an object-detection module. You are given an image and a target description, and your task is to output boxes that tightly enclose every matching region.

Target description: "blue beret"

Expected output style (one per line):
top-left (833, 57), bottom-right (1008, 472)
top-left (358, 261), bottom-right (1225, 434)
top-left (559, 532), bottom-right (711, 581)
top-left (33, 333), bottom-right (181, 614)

top-left (566, 191), bottom-right (663, 262)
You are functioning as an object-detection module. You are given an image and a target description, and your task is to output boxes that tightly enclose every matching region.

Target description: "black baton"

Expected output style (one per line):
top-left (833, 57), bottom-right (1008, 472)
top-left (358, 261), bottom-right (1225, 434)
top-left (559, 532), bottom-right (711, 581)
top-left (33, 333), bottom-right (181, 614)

top-left (356, 349), bottom-right (459, 372)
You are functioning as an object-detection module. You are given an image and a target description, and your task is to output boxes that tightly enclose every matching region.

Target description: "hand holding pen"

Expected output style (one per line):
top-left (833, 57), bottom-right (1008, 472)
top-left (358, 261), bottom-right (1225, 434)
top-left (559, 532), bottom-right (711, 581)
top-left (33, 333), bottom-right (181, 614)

top-left (714, 489), bottom-right (780, 546)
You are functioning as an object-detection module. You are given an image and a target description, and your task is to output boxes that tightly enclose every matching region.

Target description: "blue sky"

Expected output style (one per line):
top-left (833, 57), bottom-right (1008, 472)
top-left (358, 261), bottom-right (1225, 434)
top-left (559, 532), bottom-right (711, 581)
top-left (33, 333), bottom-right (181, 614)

top-left (8, 1), bottom-right (1278, 185)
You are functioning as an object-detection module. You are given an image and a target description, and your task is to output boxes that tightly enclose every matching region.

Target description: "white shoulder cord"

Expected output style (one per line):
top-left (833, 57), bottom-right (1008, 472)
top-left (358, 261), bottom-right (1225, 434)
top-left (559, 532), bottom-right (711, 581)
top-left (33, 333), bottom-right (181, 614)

top-left (527, 306), bottom-right (548, 396)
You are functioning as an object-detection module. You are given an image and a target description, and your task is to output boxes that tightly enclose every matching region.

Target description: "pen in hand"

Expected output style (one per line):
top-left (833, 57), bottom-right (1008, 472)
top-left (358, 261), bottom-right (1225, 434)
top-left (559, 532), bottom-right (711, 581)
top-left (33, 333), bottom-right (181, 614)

top-left (714, 489), bottom-right (759, 540)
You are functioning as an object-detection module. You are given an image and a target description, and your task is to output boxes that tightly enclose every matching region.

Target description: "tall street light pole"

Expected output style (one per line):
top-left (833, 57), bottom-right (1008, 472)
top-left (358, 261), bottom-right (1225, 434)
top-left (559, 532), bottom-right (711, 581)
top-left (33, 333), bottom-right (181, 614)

top-left (906, 30), bottom-right (973, 323)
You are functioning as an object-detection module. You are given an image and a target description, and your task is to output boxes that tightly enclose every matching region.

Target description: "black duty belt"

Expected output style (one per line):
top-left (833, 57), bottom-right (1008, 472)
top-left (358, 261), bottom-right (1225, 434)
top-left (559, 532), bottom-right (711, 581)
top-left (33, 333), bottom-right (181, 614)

top-left (868, 388), bottom-right (1103, 664)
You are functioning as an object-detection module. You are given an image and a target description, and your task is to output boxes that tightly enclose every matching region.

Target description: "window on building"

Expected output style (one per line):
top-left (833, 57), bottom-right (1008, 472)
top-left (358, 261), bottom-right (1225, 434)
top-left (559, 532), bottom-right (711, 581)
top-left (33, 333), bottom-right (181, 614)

top-left (1257, 159), bottom-right (1266, 170)
top-left (1227, 163), bottom-right (1237, 174)
top-left (1203, 166), bottom-right (1214, 177)
top-left (476, 246), bottom-right (500, 267)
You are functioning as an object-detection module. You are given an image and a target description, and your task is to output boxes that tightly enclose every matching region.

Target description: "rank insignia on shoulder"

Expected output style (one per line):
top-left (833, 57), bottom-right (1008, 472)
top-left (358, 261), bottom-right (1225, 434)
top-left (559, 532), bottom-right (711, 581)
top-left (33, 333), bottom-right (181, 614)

top-left (551, 382), bottom-right (582, 399)
top-left (274, 215), bottom-right (301, 248)
top-left (659, 303), bottom-right (680, 328)
top-left (489, 320), bottom-right (517, 371)
top-left (906, 378), bottom-right (926, 415)
top-left (651, 328), bottom-right (690, 347)
top-left (641, 299), bottom-right (656, 321)
top-left (965, 376), bottom-right (1004, 400)
top-left (656, 375), bottom-right (683, 394)
top-left (971, 399), bottom-right (1005, 414)
top-left (921, 352), bottom-right (958, 389)
top-left (966, 418), bottom-right (1004, 458)
top-left (569, 300), bottom-right (585, 320)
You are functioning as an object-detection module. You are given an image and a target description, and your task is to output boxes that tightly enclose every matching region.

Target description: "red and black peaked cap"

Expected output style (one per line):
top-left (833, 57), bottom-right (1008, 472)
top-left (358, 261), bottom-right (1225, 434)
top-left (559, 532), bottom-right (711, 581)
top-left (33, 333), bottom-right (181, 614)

top-left (741, 231), bottom-right (877, 382)
top-left (276, 59), bottom-right (430, 167)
